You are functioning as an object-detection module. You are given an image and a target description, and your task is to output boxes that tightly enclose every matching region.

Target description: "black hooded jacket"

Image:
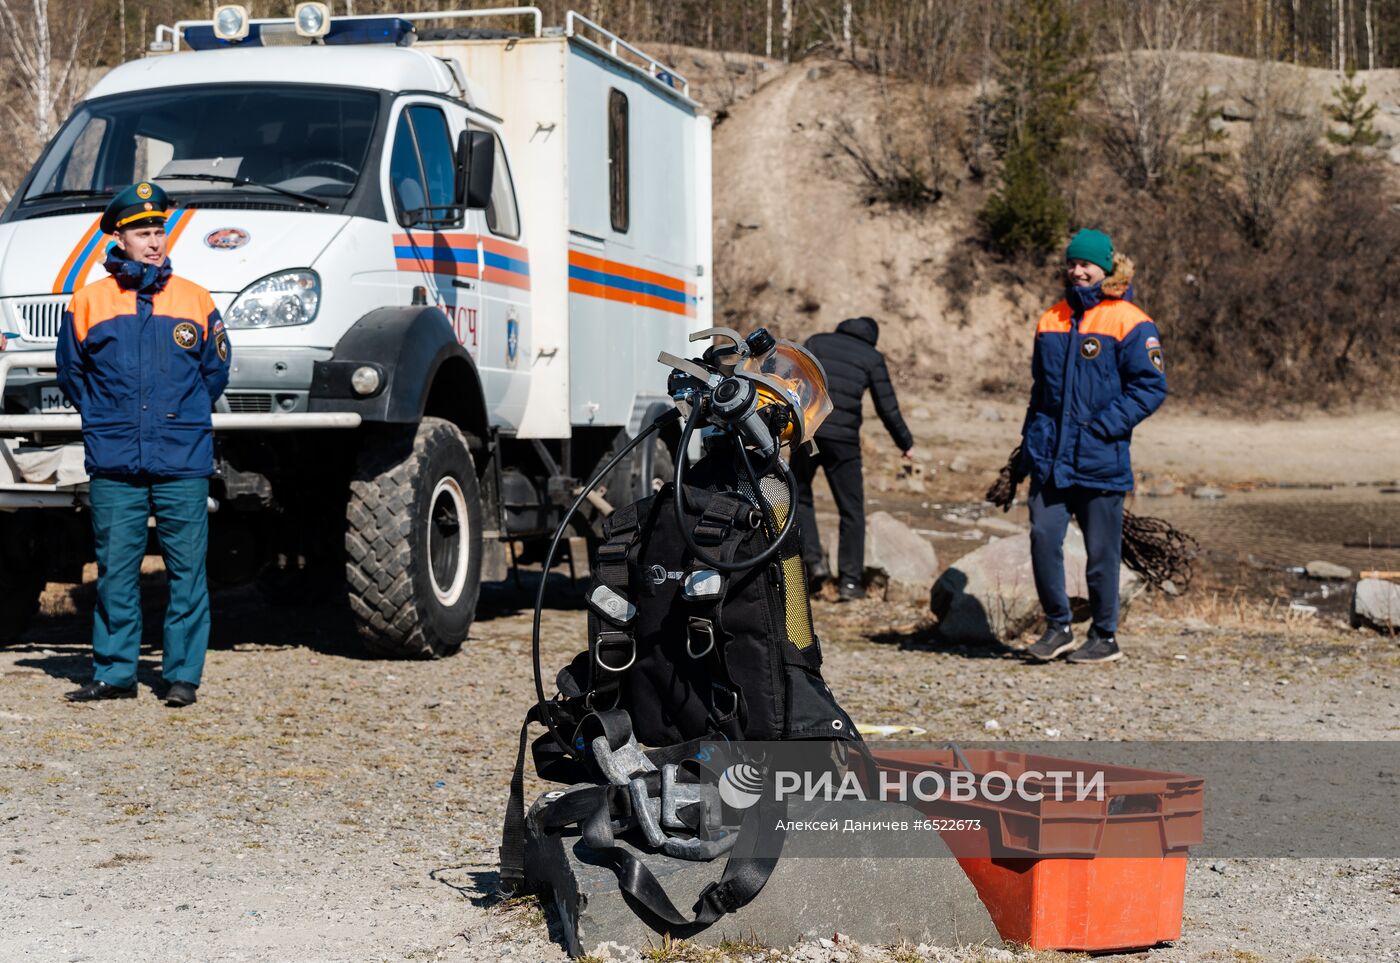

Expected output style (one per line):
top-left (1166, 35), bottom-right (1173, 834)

top-left (803, 317), bottom-right (914, 451)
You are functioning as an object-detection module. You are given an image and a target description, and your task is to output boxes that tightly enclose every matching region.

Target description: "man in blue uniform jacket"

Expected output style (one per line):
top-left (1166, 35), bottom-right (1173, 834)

top-left (57, 182), bottom-right (231, 705)
top-left (1022, 230), bottom-right (1167, 664)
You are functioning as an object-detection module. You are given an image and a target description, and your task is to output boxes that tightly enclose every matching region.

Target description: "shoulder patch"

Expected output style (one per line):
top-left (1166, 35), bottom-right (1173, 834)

top-left (1145, 335), bottom-right (1160, 350)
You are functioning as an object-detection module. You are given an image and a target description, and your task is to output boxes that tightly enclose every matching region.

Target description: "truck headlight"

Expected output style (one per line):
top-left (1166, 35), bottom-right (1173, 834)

top-left (226, 270), bottom-right (320, 328)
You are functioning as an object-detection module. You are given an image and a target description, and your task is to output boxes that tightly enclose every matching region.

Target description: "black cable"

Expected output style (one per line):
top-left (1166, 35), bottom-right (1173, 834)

top-left (673, 401), bottom-right (799, 573)
top-left (532, 409), bottom-right (679, 760)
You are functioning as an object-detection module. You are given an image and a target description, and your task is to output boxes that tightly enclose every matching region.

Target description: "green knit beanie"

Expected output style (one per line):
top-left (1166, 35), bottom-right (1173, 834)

top-left (1065, 229), bottom-right (1114, 274)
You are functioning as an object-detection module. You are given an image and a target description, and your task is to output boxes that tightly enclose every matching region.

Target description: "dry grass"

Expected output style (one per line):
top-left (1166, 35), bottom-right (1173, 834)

top-left (95, 852), bottom-right (151, 869)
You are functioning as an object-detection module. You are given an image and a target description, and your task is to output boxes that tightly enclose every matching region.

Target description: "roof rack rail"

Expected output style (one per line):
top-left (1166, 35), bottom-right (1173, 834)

top-left (155, 6), bottom-right (544, 52)
top-left (564, 10), bottom-right (690, 97)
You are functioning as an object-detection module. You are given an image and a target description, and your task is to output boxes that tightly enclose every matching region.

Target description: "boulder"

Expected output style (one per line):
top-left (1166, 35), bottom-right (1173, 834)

top-left (1220, 101), bottom-right (1255, 121)
top-left (1192, 485), bottom-right (1226, 500)
top-left (930, 527), bottom-right (1142, 645)
top-left (865, 511), bottom-right (939, 601)
top-left (1304, 560), bottom-right (1352, 581)
top-left (947, 455), bottom-right (971, 474)
top-left (1351, 578), bottom-right (1400, 632)
top-left (976, 405), bottom-right (1003, 422)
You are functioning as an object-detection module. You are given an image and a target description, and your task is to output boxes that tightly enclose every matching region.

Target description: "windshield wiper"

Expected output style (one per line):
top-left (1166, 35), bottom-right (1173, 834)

top-left (26, 189), bottom-right (115, 201)
top-left (154, 173), bottom-right (329, 209)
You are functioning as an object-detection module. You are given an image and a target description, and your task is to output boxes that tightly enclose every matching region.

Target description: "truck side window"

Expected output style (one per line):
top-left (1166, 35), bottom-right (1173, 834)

top-left (485, 134), bottom-right (520, 240)
top-left (406, 105), bottom-right (456, 212)
top-left (608, 89), bottom-right (629, 234)
top-left (389, 111), bottom-right (427, 217)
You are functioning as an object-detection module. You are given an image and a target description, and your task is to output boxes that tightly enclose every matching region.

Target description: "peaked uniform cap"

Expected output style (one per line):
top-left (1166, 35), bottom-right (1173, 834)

top-left (101, 182), bottom-right (172, 235)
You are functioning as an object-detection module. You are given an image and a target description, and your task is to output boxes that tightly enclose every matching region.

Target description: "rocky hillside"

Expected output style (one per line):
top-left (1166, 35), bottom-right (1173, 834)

top-left (659, 46), bottom-right (1400, 403)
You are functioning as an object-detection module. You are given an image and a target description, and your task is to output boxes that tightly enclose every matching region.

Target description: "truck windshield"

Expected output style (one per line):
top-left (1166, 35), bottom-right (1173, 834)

top-left (21, 85), bottom-right (379, 210)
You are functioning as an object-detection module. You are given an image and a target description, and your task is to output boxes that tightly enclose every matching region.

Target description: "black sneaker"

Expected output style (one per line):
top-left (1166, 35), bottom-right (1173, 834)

top-left (807, 559), bottom-right (832, 596)
top-left (1067, 634), bottom-right (1123, 663)
top-left (836, 577), bottom-right (866, 602)
top-left (164, 682), bottom-right (198, 707)
top-left (1026, 624), bottom-right (1077, 662)
top-left (64, 681), bottom-right (137, 702)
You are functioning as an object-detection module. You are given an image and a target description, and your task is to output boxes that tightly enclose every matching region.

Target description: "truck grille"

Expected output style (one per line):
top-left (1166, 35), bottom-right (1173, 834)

top-left (225, 392), bottom-right (275, 413)
top-left (11, 297), bottom-right (68, 341)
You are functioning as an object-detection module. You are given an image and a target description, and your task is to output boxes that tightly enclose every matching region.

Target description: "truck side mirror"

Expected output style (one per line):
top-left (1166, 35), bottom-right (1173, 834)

top-left (457, 130), bottom-right (495, 211)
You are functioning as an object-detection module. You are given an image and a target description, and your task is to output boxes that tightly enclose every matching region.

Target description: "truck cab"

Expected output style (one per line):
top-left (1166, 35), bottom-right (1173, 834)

top-left (0, 7), bottom-right (711, 657)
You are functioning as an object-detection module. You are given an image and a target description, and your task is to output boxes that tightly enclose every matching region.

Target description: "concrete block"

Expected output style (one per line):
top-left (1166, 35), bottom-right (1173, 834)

top-left (525, 793), bottom-right (999, 956)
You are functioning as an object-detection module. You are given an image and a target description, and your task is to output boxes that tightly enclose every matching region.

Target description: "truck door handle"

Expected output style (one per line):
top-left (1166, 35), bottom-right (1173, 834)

top-left (453, 279), bottom-right (475, 290)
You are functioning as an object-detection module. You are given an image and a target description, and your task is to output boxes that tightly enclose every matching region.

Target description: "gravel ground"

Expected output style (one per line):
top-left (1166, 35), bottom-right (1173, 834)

top-left (1, 571), bottom-right (1397, 963)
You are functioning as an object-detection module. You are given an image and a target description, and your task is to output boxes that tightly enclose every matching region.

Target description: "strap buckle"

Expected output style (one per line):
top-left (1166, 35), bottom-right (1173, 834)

top-left (686, 617), bottom-right (716, 659)
top-left (595, 541), bottom-right (630, 564)
top-left (698, 880), bottom-right (737, 915)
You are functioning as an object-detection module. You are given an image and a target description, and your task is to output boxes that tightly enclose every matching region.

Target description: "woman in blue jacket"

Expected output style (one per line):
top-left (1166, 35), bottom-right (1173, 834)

top-left (1022, 230), bottom-right (1167, 664)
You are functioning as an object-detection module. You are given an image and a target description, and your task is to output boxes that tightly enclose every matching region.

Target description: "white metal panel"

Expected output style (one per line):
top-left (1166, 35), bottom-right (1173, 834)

top-left (563, 41), bottom-right (702, 428)
top-left (693, 116), bottom-right (714, 334)
top-left (422, 38), bottom-right (570, 439)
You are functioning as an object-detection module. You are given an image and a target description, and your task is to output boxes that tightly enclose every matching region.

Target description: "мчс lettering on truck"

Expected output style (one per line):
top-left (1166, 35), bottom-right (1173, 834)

top-left (0, 6), bottom-right (712, 657)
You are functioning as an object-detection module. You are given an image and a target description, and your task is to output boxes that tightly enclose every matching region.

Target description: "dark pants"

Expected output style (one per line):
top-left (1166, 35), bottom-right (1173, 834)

top-left (793, 439), bottom-right (864, 583)
top-left (1028, 480), bottom-right (1124, 637)
top-left (88, 476), bottom-right (211, 689)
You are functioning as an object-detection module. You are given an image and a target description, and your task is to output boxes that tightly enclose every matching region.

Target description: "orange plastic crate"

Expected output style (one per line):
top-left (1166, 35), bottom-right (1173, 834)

top-left (873, 748), bottom-right (1204, 952)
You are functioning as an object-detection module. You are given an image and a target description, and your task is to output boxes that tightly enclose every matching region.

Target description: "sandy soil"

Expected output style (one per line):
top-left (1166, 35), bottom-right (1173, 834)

top-left (2, 566), bottom-right (1396, 963)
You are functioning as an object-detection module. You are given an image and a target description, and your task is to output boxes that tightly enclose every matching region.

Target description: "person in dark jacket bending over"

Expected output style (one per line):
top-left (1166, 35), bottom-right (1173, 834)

top-left (57, 182), bottom-right (231, 705)
top-left (1023, 230), bottom-right (1166, 664)
top-left (794, 316), bottom-right (914, 601)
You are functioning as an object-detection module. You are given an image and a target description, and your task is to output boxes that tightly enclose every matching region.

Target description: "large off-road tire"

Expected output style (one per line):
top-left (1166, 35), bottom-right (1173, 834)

top-left (346, 417), bottom-right (483, 658)
top-left (0, 512), bottom-right (46, 646)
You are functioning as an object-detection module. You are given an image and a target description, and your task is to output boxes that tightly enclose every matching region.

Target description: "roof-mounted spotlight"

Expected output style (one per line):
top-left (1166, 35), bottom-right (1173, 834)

top-left (295, 2), bottom-right (331, 39)
top-left (213, 4), bottom-right (250, 41)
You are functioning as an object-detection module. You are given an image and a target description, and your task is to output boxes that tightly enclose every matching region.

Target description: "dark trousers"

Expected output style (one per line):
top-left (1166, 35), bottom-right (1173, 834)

top-left (793, 439), bottom-right (864, 582)
top-left (88, 476), bottom-right (211, 689)
top-left (1028, 480), bottom-right (1124, 637)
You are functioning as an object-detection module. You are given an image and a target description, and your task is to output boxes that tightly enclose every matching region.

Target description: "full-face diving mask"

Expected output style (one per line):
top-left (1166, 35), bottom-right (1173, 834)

top-left (659, 327), bottom-right (832, 459)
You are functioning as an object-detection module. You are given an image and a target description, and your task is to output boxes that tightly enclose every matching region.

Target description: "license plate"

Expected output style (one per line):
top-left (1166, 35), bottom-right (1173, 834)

top-left (40, 388), bottom-right (75, 414)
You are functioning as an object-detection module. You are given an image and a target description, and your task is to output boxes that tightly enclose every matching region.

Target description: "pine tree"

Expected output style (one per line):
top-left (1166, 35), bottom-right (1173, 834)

top-left (978, 0), bottom-right (1091, 258)
top-left (1327, 64), bottom-right (1380, 149)
top-left (978, 139), bottom-right (1068, 258)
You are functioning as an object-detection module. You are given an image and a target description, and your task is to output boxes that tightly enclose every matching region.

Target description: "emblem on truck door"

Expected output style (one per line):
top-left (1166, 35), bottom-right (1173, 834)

top-left (506, 315), bottom-right (520, 369)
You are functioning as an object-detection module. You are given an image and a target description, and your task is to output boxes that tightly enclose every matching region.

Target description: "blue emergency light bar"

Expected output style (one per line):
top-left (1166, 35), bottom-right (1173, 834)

top-left (183, 16), bottom-right (413, 51)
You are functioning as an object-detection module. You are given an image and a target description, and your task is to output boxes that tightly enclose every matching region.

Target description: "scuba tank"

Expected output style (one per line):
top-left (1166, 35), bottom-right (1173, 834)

top-left (500, 327), bottom-right (863, 930)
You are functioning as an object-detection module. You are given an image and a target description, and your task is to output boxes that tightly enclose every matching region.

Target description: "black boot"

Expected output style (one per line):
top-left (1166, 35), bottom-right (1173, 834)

top-left (807, 558), bottom-right (832, 596)
top-left (164, 682), bottom-right (198, 707)
top-left (65, 681), bottom-right (137, 702)
top-left (836, 577), bottom-right (866, 602)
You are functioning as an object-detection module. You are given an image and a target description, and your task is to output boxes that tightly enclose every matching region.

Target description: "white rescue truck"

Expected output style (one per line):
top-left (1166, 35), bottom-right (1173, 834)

top-left (0, 7), bottom-right (711, 656)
